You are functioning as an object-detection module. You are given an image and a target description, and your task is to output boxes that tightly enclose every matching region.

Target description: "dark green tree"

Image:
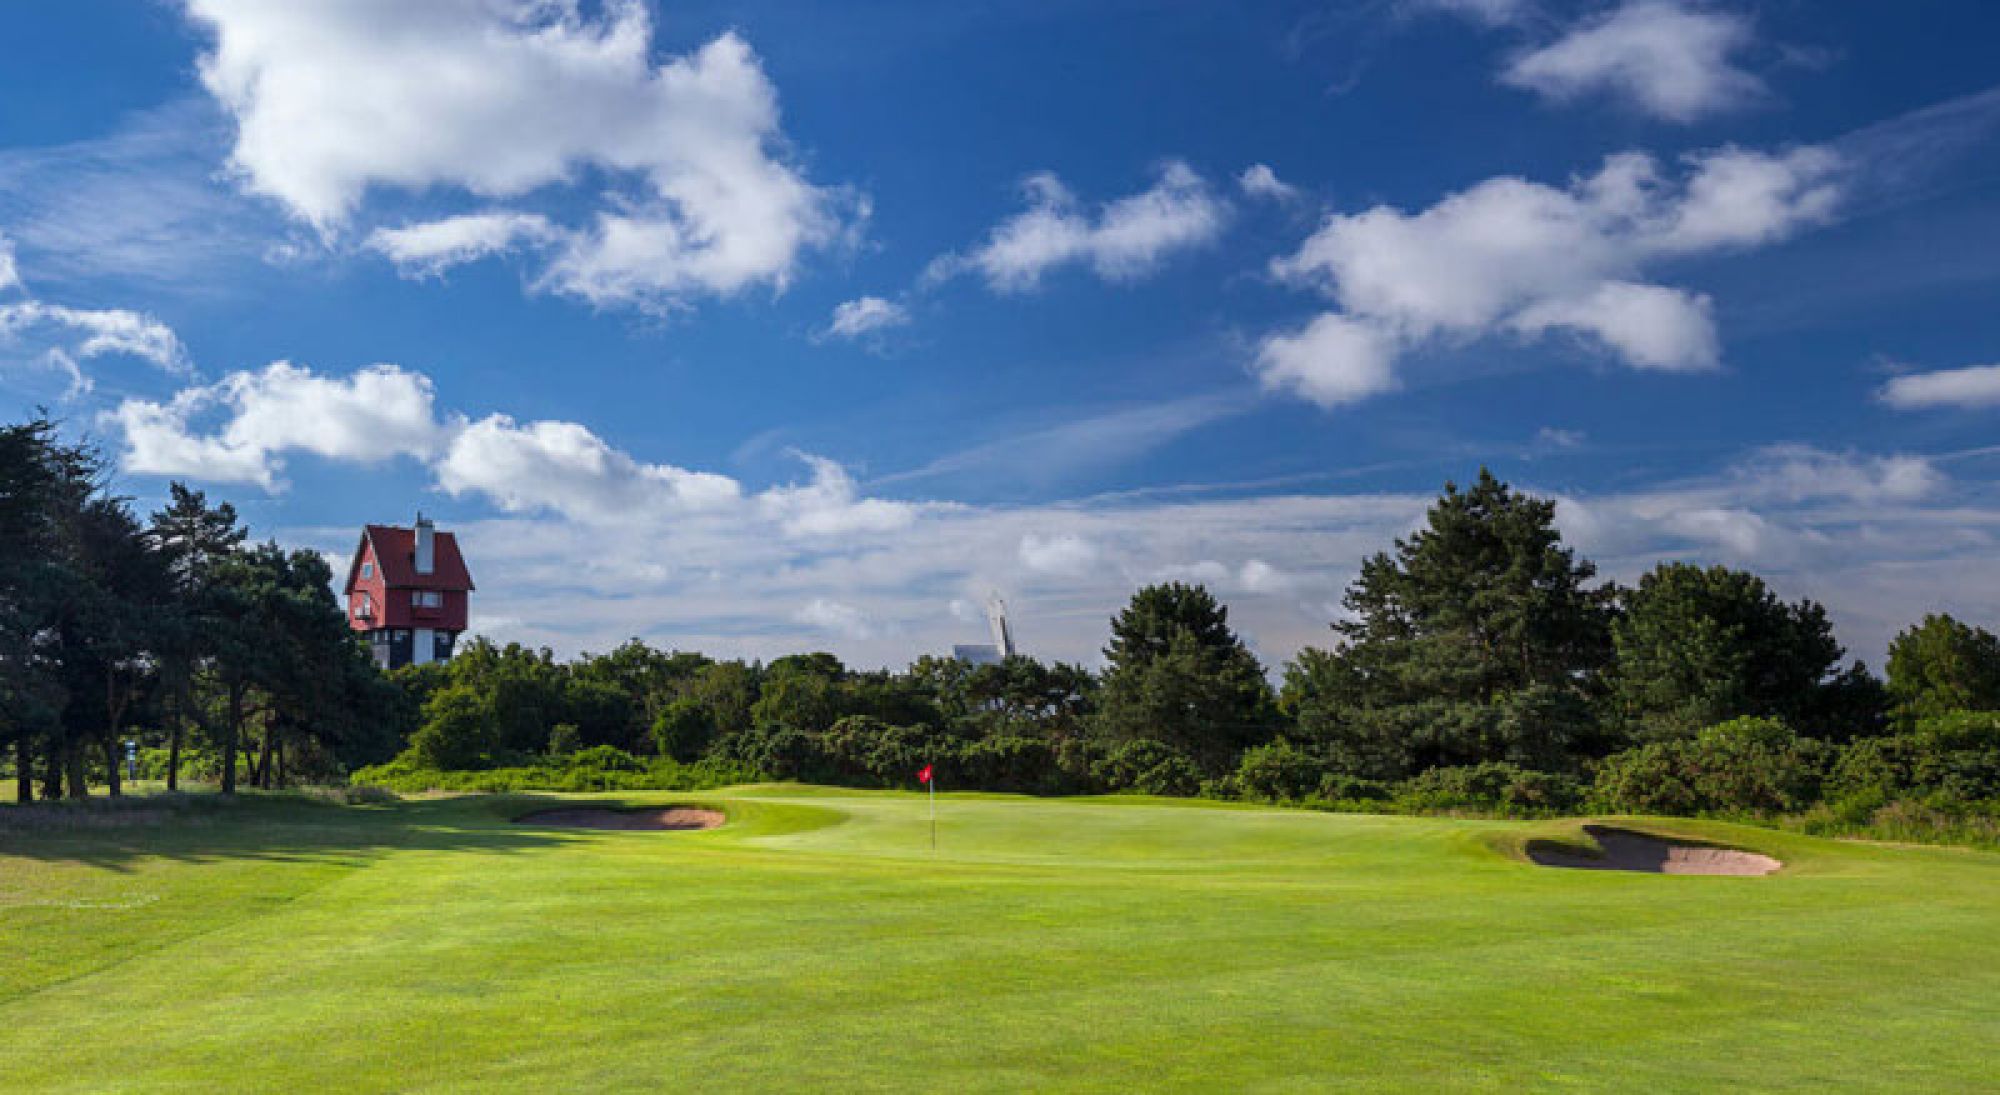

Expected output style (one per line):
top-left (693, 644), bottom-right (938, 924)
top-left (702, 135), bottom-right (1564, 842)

top-left (1608, 562), bottom-right (1853, 741)
top-left (1885, 614), bottom-right (2000, 726)
top-left (1094, 583), bottom-right (1276, 773)
top-left (1284, 470), bottom-right (1614, 779)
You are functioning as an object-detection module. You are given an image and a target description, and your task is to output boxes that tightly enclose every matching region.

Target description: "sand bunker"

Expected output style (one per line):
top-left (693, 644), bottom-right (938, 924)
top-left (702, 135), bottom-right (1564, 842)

top-left (1527, 825), bottom-right (1780, 876)
top-left (516, 807), bottom-right (724, 831)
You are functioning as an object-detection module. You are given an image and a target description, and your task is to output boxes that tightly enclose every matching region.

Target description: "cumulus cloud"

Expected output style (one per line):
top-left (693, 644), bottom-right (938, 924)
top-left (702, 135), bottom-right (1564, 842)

top-left (1254, 313), bottom-right (1399, 407)
top-left (823, 296), bottom-right (910, 340)
top-left (0, 234), bottom-right (18, 292)
top-left (181, 1), bottom-right (850, 310)
top-left (1501, 0), bottom-right (1764, 122)
top-left (1019, 533), bottom-right (1102, 576)
top-left (1725, 445), bottom-right (1944, 506)
top-left (107, 360), bottom-right (924, 550)
top-left (1880, 364), bottom-right (2000, 411)
top-left (366, 212), bottom-right (557, 277)
top-left (434, 415), bottom-right (741, 522)
top-left (108, 362), bottom-right (444, 488)
top-left (758, 454), bottom-right (922, 537)
top-left (794, 598), bottom-right (876, 640)
top-left (931, 162), bottom-right (1227, 292)
top-left (1257, 145), bottom-right (1840, 406)
top-left (1238, 164), bottom-right (1300, 203)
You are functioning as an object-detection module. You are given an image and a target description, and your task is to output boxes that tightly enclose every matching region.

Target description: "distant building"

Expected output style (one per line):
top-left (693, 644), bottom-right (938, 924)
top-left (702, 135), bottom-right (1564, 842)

top-left (953, 595), bottom-right (1018, 666)
top-left (344, 514), bottom-right (475, 670)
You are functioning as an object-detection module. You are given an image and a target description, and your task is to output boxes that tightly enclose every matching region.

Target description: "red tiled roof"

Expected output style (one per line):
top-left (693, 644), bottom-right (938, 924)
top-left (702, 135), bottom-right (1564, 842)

top-left (344, 524), bottom-right (475, 593)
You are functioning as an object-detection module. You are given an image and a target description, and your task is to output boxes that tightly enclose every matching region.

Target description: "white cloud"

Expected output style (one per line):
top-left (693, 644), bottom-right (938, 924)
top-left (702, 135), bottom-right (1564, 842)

top-left (1726, 445), bottom-right (1944, 506)
top-left (1254, 313), bottom-right (1399, 407)
top-left (1019, 533), bottom-right (1102, 576)
top-left (1509, 281), bottom-right (1717, 371)
top-left (1501, 0), bottom-right (1763, 122)
top-left (1238, 164), bottom-right (1300, 203)
top-left (0, 301), bottom-right (190, 377)
top-left (794, 598), bottom-right (876, 640)
top-left (824, 296), bottom-right (910, 339)
top-left (367, 212), bottom-right (556, 277)
top-left (932, 162), bottom-right (1227, 292)
top-left (108, 362), bottom-right (444, 488)
top-left (435, 415), bottom-right (741, 522)
top-left (182, 2), bottom-right (850, 310)
top-left (1259, 145), bottom-right (1840, 405)
top-left (0, 234), bottom-right (18, 292)
top-left (1880, 364), bottom-right (2000, 411)
top-left (758, 454), bottom-right (924, 537)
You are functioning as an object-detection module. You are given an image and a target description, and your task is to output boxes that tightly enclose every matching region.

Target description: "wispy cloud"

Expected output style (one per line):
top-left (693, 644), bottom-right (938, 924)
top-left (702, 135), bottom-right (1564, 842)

top-left (873, 390), bottom-right (1254, 492)
top-left (0, 99), bottom-right (275, 292)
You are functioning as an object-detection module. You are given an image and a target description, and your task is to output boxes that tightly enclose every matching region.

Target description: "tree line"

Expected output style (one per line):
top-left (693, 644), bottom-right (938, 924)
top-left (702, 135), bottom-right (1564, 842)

top-left (1, 419), bottom-right (399, 801)
top-left (6, 421), bottom-right (1997, 842)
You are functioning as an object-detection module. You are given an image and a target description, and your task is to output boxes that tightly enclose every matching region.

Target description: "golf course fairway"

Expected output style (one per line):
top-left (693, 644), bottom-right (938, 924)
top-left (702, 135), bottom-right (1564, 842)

top-left (3, 788), bottom-right (1996, 1091)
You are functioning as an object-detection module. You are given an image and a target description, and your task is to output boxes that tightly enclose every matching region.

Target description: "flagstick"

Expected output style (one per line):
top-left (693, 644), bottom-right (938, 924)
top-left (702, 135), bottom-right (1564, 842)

top-left (929, 775), bottom-right (937, 853)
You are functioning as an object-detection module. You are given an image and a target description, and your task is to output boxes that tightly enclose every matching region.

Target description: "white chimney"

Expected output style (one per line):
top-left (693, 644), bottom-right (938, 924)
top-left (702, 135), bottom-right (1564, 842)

top-left (414, 513), bottom-right (435, 575)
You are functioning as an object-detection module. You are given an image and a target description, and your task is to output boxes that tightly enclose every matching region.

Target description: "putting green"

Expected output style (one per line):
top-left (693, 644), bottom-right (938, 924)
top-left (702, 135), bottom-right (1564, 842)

top-left (2, 788), bottom-right (1996, 1091)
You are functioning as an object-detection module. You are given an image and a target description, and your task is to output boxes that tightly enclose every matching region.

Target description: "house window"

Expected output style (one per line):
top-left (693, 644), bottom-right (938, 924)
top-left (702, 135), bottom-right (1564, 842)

top-left (361, 562), bottom-right (374, 578)
top-left (413, 590), bottom-right (442, 608)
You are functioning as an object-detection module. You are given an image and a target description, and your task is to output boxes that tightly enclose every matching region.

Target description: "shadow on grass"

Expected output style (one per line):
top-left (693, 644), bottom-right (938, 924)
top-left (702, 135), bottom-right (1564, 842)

top-left (0, 791), bottom-right (594, 872)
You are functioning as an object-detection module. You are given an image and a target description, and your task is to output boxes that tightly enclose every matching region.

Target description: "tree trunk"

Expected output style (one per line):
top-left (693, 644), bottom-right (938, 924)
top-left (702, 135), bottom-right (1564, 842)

top-left (102, 733), bottom-right (122, 798)
top-left (256, 723), bottom-right (274, 790)
top-left (14, 736), bottom-right (32, 803)
top-left (105, 677), bottom-right (130, 797)
top-left (42, 737), bottom-right (63, 800)
top-left (166, 706), bottom-right (182, 793)
top-left (220, 683), bottom-right (241, 795)
top-left (274, 733), bottom-right (287, 789)
top-left (64, 741), bottom-right (89, 800)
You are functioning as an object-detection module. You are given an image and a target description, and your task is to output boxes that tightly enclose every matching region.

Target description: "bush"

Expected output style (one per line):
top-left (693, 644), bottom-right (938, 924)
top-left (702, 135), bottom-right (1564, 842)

top-left (409, 684), bottom-right (501, 770)
top-left (1093, 739), bottom-right (1202, 796)
top-left (651, 699), bottom-right (717, 763)
top-left (1395, 762), bottom-right (1583, 815)
top-left (351, 753), bottom-right (759, 794)
top-left (1827, 710), bottom-right (2000, 805)
top-left (546, 723), bottom-right (582, 758)
top-left (1234, 740), bottom-right (1328, 802)
top-left (1592, 716), bottom-right (1828, 816)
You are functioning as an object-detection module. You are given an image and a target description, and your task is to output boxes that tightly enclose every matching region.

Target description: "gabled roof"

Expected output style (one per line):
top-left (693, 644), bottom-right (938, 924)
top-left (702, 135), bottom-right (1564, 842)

top-left (344, 524), bottom-right (475, 594)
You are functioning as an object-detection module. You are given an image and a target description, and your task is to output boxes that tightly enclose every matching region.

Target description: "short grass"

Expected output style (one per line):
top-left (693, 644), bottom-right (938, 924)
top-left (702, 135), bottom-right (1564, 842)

top-left (2, 787), bottom-right (1997, 1092)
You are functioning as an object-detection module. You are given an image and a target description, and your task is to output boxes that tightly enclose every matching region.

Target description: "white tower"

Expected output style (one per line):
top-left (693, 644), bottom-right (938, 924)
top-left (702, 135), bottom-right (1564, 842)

top-left (986, 594), bottom-right (1016, 659)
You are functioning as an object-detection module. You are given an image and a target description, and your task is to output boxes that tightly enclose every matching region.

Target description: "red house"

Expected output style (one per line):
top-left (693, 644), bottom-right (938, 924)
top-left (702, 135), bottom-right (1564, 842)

top-left (344, 515), bottom-right (475, 670)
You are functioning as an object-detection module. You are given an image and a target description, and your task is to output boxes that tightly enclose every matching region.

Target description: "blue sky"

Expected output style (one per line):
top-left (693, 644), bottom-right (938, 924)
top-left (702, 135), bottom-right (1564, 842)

top-left (3, 0), bottom-right (1998, 670)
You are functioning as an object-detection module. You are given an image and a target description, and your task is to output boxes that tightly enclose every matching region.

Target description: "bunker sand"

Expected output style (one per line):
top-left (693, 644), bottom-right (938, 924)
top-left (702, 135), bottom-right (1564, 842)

top-left (1527, 825), bottom-right (1782, 875)
top-left (516, 807), bottom-right (725, 831)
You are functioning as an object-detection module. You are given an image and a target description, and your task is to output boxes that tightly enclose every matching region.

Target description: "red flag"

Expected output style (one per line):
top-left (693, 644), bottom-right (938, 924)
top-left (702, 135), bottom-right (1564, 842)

top-left (917, 764), bottom-right (934, 784)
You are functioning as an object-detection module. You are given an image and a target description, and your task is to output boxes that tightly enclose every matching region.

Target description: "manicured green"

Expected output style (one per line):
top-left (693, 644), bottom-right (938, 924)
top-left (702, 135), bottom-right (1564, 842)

top-left (2, 788), bottom-right (1997, 1091)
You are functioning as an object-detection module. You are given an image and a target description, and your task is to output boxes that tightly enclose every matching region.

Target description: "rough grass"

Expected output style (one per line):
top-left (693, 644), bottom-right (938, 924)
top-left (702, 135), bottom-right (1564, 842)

top-left (2, 786), bottom-right (1997, 1092)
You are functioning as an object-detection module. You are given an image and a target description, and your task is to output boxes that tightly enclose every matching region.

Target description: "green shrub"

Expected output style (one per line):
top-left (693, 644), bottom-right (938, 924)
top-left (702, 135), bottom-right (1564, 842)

top-left (545, 723), bottom-right (582, 758)
top-left (351, 754), bottom-right (758, 794)
top-left (410, 684), bottom-right (502, 770)
top-left (1093, 739), bottom-right (1201, 796)
top-left (1592, 716), bottom-right (1828, 816)
top-left (1395, 762), bottom-right (1583, 815)
top-left (1234, 740), bottom-right (1328, 802)
top-left (1828, 710), bottom-right (2000, 805)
